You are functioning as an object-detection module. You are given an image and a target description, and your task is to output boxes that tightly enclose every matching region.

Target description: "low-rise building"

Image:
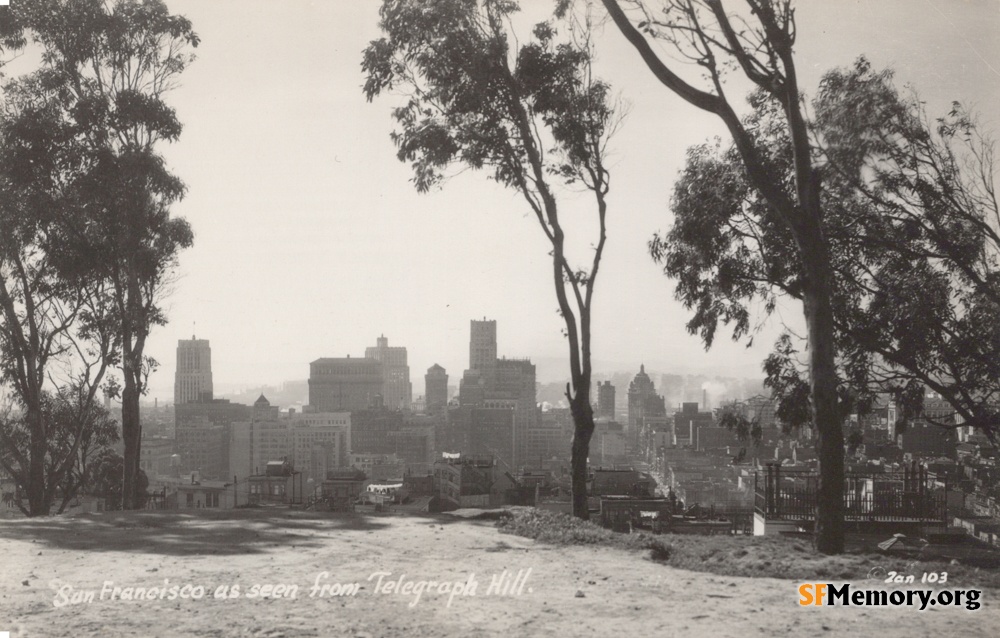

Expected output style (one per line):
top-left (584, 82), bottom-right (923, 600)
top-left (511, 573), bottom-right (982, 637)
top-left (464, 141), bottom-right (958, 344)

top-left (149, 472), bottom-right (234, 510)
top-left (590, 468), bottom-right (656, 498)
top-left (246, 460), bottom-right (301, 505)
top-left (322, 467), bottom-right (368, 510)
top-left (432, 454), bottom-right (517, 509)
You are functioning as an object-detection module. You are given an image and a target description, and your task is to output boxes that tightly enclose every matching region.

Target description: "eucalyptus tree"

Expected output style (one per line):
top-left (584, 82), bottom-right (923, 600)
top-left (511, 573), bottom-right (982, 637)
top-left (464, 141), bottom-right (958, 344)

top-left (813, 61), bottom-right (1000, 441)
top-left (659, 59), bottom-right (1000, 446)
top-left (0, 48), bottom-right (121, 515)
top-left (363, 0), bottom-right (621, 517)
top-left (600, 0), bottom-right (846, 552)
top-left (1, 0), bottom-right (197, 509)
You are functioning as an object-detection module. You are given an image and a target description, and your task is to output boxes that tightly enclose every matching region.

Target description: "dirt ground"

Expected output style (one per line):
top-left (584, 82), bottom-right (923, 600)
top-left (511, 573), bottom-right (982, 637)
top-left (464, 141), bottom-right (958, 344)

top-left (0, 509), bottom-right (997, 637)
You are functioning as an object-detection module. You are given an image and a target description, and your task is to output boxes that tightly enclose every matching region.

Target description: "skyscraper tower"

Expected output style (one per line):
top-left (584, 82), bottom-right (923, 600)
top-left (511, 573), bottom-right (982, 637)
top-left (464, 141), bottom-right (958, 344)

top-left (469, 318), bottom-right (497, 370)
top-left (174, 336), bottom-right (213, 405)
top-left (597, 380), bottom-right (616, 419)
top-left (425, 364), bottom-right (448, 415)
top-left (365, 335), bottom-right (412, 410)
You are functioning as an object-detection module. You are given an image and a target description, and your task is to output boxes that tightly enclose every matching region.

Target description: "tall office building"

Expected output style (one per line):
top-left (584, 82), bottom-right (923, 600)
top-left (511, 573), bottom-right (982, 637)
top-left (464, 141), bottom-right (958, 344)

top-left (469, 318), bottom-right (497, 370)
top-left (365, 335), bottom-right (412, 410)
top-left (597, 381), bottom-right (616, 419)
top-left (494, 357), bottom-right (538, 468)
top-left (425, 364), bottom-right (448, 415)
top-left (174, 337), bottom-right (213, 405)
top-left (458, 319), bottom-right (538, 469)
top-left (308, 357), bottom-right (384, 412)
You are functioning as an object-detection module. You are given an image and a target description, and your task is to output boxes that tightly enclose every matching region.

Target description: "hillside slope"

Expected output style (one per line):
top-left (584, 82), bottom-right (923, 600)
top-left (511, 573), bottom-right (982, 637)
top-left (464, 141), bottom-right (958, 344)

top-left (0, 510), bottom-right (996, 637)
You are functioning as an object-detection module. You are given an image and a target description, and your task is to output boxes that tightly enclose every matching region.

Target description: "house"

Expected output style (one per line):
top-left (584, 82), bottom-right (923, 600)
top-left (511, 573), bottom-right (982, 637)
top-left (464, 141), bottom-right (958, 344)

top-left (432, 454), bottom-right (517, 510)
top-left (173, 480), bottom-right (232, 509)
top-left (149, 471), bottom-right (234, 510)
top-left (402, 473), bottom-right (435, 497)
top-left (247, 460), bottom-right (302, 505)
top-left (321, 467), bottom-right (368, 511)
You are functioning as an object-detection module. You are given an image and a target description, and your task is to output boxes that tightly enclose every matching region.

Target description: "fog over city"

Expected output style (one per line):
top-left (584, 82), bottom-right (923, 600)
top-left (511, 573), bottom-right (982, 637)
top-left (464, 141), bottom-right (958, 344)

top-left (123, 0), bottom-right (999, 402)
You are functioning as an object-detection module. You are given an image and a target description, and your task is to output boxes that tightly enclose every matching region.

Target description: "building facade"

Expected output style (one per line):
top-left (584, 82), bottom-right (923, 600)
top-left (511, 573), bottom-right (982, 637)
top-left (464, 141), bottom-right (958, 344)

top-left (175, 398), bottom-right (250, 431)
top-left (425, 364), bottom-right (449, 416)
top-left (350, 408), bottom-right (405, 455)
top-left (627, 365), bottom-right (656, 430)
top-left (456, 319), bottom-right (538, 470)
top-left (308, 357), bottom-right (384, 412)
top-left (174, 398), bottom-right (251, 479)
top-left (139, 437), bottom-right (175, 476)
top-left (597, 380), bottom-right (616, 419)
top-left (469, 318), bottom-right (497, 370)
top-left (174, 422), bottom-right (227, 479)
top-left (289, 411), bottom-right (351, 488)
top-left (627, 365), bottom-right (665, 449)
top-left (365, 335), bottom-right (412, 411)
top-left (229, 395), bottom-right (290, 479)
top-left (174, 337), bottom-right (213, 405)
top-left (673, 402), bottom-right (714, 447)
top-left (432, 454), bottom-right (515, 509)
top-left (462, 405), bottom-right (516, 471)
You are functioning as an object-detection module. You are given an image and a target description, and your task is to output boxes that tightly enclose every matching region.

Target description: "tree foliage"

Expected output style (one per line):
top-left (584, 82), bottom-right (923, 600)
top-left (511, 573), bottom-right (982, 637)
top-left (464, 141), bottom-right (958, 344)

top-left (0, 0), bottom-right (196, 511)
top-left (600, 0), bottom-right (847, 552)
top-left (89, 448), bottom-right (149, 511)
top-left (653, 57), bottom-right (1000, 448)
top-left (0, 387), bottom-right (119, 515)
top-left (0, 9), bottom-right (119, 516)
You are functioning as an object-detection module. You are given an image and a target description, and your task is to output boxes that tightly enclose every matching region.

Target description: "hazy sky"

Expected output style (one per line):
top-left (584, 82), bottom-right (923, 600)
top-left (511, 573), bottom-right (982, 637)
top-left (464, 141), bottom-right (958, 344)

top-left (130, 0), bottom-right (1000, 401)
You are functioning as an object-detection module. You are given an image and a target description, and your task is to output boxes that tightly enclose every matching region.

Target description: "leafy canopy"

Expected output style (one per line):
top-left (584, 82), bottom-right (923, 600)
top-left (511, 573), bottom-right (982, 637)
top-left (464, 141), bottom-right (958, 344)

top-left (653, 57), bottom-right (1000, 438)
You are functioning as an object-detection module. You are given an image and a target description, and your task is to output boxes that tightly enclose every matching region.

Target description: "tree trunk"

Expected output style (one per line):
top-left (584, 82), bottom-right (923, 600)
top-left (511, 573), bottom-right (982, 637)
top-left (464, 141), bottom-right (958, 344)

top-left (119, 269), bottom-right (146, 511)
top-left (121, 372), bottom-right (142, 510)
top-left (569, 381), bottom-right (595, 519)
top-left (799, 234), bottom-right (845, 555)
top-left (599, 0), bottom-right (848, 553)
top-left (26, 405), bottom-right (50, 516)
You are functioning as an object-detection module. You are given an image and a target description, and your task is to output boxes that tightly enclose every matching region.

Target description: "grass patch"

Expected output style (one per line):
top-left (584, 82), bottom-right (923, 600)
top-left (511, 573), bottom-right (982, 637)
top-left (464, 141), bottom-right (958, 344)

top-left (496, 508), bottom-right (1000, 589)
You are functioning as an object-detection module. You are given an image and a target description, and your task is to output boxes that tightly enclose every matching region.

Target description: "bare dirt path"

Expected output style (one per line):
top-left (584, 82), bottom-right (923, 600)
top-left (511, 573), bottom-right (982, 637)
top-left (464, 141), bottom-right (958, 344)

top-left (0, 510), bottom-right (996, 637)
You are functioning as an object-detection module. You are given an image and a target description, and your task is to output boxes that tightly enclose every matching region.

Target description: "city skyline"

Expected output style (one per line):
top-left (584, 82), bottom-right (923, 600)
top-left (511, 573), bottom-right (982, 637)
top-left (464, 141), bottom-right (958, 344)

top-left (3, 5), bottom-right (1000, 631)
top-left (161, 326), bottom-right (763, 407)
top-left (121, 0), bottom-right (998, 402)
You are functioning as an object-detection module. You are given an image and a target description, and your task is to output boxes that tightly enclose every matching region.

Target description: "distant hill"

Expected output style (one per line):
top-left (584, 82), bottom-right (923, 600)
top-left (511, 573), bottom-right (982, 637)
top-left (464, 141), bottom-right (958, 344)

top-left (219, 380), bottom-right (309, 410)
